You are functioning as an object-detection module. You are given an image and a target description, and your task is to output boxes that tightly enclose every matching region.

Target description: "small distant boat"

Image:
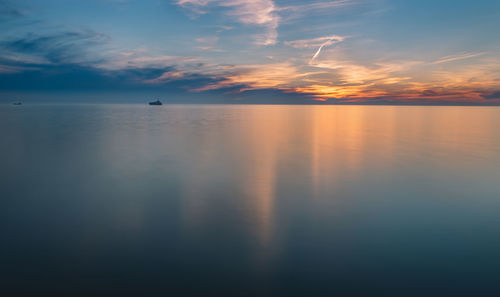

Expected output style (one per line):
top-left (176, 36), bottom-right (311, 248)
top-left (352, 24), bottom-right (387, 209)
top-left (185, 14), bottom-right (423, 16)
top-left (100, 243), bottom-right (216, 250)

top-left (12, 102), bottom-right (22, 106)
top-left (149, 100), bottom-right (162, 106)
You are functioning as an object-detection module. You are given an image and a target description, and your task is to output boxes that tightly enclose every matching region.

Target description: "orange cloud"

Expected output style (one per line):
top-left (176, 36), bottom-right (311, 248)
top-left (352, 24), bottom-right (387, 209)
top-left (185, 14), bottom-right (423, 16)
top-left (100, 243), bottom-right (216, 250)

top-left (194, 62), bottom-right (304, 91)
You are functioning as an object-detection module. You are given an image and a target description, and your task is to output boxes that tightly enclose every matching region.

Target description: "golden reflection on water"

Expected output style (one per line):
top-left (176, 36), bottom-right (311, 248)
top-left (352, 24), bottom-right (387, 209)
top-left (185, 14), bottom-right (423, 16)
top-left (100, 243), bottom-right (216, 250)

top-left (310, 106), bottom-right (366, 193)
top-left (175, 105), bottom-right (500, 253)
top-left (236, 108), bottom-right (289, 248)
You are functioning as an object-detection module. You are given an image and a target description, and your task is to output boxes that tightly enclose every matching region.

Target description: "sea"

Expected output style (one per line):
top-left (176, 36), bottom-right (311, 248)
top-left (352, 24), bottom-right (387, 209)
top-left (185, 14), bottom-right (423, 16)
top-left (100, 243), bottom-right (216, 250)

top-left (1, 104), bottom-right (500, 296)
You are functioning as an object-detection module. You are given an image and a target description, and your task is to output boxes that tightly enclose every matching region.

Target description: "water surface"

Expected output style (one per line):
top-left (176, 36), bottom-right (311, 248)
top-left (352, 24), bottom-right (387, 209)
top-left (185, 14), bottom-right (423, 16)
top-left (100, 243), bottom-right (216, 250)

top-left (1, 104), bottom-right (500, 296)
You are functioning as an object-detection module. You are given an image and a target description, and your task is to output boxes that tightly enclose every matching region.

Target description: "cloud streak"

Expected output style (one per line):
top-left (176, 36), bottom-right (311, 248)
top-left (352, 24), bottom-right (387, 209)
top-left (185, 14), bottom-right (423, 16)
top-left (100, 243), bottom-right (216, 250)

top-left (285, 35), bottom-right (345, 49)
top-left (178, 0), bottom-right (280, 45)
top-left (0, 0), bottom-right (23, 18)
top-left (432, 52), bottom-right (486, 64)
top-left (177, 1), bottom-right (354, 45)
top-left (0, 30), bottom-right (110, 65)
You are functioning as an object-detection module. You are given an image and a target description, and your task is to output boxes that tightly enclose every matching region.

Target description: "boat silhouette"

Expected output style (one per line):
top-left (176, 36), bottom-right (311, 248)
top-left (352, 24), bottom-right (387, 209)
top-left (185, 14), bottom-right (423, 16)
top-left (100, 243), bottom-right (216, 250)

top-left (149, 100), bottom-right (162, 106)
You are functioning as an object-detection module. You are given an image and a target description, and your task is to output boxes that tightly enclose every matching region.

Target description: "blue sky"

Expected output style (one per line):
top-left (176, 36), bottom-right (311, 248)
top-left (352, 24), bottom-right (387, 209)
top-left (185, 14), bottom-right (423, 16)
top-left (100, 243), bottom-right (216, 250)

top-left (1, 0), bottom-right (499, 104)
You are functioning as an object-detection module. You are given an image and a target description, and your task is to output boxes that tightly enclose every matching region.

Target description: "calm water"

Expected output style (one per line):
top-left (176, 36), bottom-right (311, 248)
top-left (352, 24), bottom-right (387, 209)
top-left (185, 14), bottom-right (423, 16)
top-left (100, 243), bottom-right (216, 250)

top-left (1, 104), bottom-right (500, 296)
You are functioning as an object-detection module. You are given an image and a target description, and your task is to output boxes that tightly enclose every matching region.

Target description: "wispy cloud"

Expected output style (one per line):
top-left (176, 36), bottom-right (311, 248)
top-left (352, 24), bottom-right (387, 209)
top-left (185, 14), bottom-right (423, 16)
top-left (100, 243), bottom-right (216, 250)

top-left (195, 36), bottom-right (224, 51)
top-left (278, 0), bottom-right (353, 12)
top-left (0, 30), bottom-right (110, 65)
top-left (144, 70), bottom-right (185, 84)
top-left (432, 52), bottom-right (486, 64)
top-left (285, 35), bottom-right (345, 49)
top-left (277, 0), bottom-right (355, 22)
top-left (193, 62), bottom-right (304, 91)
top-left (0, 64), bottom-right (38, 73)
top-left (178, 0), bottom-right (280, 45)
top-left (0, 0), bottom-right (23, 18)
top-left (99, 49), bottom-right (201, 71)
top-left (177, 0), bottom-right (354, 45)
top-left (195, 36), bottom-right (218, 44)
top-left (310, 59), bottom-right (418, 84)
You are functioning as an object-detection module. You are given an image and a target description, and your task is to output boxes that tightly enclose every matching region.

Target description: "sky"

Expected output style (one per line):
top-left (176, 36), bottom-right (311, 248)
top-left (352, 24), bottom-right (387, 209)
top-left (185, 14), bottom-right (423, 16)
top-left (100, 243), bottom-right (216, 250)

top-left (1, 0), bottom-right (500, 104)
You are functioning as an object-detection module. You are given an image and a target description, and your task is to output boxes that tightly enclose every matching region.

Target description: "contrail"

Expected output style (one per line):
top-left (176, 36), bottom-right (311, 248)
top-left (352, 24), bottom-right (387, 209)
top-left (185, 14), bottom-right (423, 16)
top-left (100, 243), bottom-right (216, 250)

top-left (312, 41), bottom-right (331, 60)
top-left (310, 39), bottom-right (335, 64)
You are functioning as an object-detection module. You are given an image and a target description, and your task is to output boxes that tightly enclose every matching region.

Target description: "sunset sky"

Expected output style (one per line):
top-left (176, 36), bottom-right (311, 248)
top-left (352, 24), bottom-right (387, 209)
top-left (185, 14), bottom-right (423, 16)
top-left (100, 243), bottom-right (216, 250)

top-left (1, 0), bottom-right (499, 104)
